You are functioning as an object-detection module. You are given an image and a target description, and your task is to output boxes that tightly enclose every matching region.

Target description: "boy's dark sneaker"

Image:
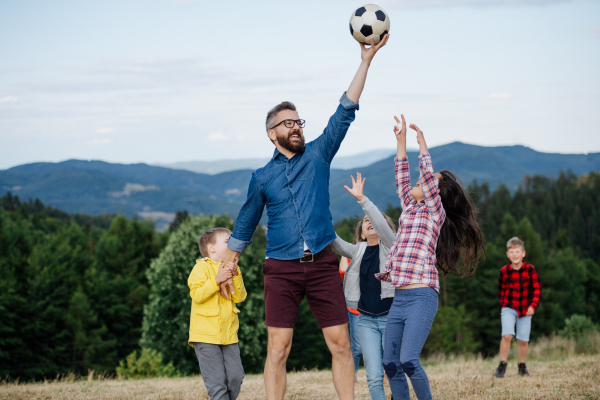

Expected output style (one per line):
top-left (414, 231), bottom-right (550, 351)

top-left (494, 361), bottom-right (507, 378)
top-left (518, 362), bottom-right (530, 376)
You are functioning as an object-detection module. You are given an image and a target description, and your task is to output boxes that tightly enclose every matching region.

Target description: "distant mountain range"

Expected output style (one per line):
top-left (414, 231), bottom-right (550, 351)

top-left (2, 142), bottom-right (599, 228)
top-left (157, 149), bottom-right (397, 174)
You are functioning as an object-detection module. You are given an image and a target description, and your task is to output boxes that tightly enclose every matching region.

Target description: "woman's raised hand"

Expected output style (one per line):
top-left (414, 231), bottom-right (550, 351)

top-left (344, 172), bottom-right (366, 202)
top-left (394, 114), bottom-right (407, 141)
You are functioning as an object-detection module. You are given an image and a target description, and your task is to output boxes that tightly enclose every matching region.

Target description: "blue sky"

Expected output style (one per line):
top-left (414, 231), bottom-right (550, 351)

top-left (1, 0), bottom-right (599, 169)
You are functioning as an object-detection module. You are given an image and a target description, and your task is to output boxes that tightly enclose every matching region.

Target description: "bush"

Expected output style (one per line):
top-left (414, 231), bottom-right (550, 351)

top-left (559, 314), bottom-right (599, 355)
top-left (528, 331), bottom-right (600, 360)
top-left (116, 349), bottom-right (180, 379)
top-left (561, 314), bottom-right (598, 340)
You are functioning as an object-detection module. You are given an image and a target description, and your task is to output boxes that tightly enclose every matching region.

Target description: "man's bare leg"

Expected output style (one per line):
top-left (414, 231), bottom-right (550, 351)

top-left (264, 327), bottom-right (294, 400)
top-left (323, 323), bottom-right (354, 400)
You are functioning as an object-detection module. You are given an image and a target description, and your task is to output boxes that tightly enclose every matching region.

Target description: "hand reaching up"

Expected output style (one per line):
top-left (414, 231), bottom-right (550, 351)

top-left (344, 172), bottom-right (366, 202)
top-left (409, 123), bottom-right (428, 154)
top-left (360, 34), bottom-right (389, 64)
top-left (394, 115), bottom-right (407, 141)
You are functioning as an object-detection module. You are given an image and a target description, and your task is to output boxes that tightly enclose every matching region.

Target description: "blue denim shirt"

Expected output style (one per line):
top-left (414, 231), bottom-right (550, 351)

top-left (228, 93), bottom-right (359, 260)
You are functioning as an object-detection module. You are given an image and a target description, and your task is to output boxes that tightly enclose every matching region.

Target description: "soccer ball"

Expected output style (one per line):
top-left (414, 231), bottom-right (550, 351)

top-left (349, 4), bottom-right (390, 46)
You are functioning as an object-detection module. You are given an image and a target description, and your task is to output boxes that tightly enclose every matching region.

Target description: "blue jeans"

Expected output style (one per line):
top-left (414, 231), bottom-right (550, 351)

top-left (359, 313), bottom-right (388, 400)
top-left (383, 287), bottom-right (438, 400)
top-left (348, 311), bottom-right (361, 373)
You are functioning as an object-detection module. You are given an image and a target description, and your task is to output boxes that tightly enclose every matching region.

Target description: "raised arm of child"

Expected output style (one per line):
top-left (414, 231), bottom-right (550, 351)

top-left (410, 123), bottom-right (445, 222)
top-left (344, 172), bottom-right (396, 248)
top-left (393, 115), bottom-right (413, 210)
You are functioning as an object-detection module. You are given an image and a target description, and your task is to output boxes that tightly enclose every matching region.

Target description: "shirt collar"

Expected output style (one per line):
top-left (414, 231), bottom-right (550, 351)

top-left (271, 147), bottom-right (304, 162)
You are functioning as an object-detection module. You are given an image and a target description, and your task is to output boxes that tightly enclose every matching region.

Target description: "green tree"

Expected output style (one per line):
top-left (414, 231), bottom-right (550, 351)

top-left (141, 214), bottom-right (268, 374)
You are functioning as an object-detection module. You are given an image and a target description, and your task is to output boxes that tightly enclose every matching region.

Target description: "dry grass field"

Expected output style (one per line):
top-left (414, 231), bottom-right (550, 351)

top-left (1, 354), bottom-right (598, 400)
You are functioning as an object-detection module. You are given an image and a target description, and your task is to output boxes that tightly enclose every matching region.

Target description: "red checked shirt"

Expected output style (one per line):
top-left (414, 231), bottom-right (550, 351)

top-left (376, 154), bottom-right (446, 292)
top-left (498, 263), bottom-right (542, 317)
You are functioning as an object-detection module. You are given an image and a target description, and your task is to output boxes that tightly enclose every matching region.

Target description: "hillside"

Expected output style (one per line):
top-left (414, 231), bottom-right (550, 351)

top-left (158, 148), bottom-right (397, 174)
top-left (2, 142), bottom-right (599, 224)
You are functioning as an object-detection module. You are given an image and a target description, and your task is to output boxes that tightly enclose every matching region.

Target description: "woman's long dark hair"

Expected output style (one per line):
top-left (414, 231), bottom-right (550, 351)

top-left (436, 170), bottom-right (485, 277)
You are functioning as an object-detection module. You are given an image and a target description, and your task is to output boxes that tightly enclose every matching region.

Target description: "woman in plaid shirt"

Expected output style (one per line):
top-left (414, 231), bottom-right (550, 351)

top-left (376, 115), bottom-right (484, 400)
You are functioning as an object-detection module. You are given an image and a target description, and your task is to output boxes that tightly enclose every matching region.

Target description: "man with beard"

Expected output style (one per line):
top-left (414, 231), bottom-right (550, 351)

top-left (220, 35), bottom-right (389, 400)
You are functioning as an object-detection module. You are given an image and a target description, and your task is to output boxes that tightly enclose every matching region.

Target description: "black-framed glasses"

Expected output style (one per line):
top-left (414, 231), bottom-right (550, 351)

top-left (270, 119), bottom-right (306, 130)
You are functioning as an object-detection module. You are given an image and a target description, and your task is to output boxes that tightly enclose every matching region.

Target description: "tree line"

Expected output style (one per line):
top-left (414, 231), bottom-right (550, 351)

top-left (1, 170), bottom-right (599, 380)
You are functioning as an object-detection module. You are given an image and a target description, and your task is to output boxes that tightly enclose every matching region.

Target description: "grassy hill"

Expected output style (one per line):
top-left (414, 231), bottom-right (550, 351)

top-left (2, 142), bottom-right (599, 223)
top-left (1, 354), bottom-right (597, 399)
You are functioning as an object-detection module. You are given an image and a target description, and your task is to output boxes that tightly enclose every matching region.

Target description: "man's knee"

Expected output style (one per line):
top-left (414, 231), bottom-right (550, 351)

top-left (323, 324), bottom-right (351, 356)
top-left (268, 344), bottom-right (291, 365)
top-left (267, 327), bottom-right (293, 365)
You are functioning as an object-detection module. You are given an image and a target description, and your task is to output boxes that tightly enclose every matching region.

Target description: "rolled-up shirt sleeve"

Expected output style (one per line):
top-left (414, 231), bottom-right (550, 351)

top-left (315, 92), bottom-right (359, 164)
top-left (229, 172), bottom-right (265, 253)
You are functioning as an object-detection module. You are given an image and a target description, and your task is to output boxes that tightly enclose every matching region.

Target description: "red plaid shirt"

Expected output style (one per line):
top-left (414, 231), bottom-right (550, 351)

top-left (376, 154), bottom-right (446, 292)
top-left (498, 263), bottom-right (541, 317)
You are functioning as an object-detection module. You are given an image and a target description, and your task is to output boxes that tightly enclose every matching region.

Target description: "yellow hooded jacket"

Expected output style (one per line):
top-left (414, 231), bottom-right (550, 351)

top-left (188, 257), bottom-right (247, 346)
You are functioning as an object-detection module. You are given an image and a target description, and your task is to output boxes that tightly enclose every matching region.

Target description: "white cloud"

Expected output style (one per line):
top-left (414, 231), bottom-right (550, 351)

top-left (0, 96), bottom-right (18, 104)
top-left (208, 130), bottom-right (229, 141)
top-left (251, 87), bottom-right (283, 94)
top-left (86, 138), bottom-right (111, 145)
top-left (489, 92), bottom-right (511, 99)
top-left (585, 27), bottom-right (600, 37)
top-left (95, 127), bottom-right (114, 134)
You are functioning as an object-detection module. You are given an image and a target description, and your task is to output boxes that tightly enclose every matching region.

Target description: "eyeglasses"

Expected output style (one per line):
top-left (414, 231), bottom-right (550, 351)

top-left (269, 119), bottom-right (306, 130)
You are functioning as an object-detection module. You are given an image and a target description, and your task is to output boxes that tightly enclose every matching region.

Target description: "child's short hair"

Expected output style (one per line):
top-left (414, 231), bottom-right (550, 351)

top-left (198, 228), bottom-right (232, 258)
top-left (506, 237), bottom-right (525, 250)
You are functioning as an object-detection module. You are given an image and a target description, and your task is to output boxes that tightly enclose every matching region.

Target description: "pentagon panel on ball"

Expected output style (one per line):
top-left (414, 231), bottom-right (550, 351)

top-left (349, 4), bottom-right (390, 45)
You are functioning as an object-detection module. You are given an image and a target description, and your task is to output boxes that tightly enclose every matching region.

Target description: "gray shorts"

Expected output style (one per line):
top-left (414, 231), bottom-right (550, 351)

top-left (193, 342), bottom-right (245, 400)
top-left (501, 307), bottom-right (532, 342)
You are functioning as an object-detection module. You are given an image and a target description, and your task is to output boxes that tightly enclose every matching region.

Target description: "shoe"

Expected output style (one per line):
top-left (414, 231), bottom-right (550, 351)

top-left (518, 362), bottom-right (530, 376)
top-left (494, 361), bottom-right (507, 378)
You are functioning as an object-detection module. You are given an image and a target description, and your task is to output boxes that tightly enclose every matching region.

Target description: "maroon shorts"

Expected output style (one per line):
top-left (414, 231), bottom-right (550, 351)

top-left (263, 252), bottom-right (349, 329)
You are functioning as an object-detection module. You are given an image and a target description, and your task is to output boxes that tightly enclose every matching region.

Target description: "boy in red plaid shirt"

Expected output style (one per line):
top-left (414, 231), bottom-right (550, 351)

top-left (494, 237), bottom-right (541, 378)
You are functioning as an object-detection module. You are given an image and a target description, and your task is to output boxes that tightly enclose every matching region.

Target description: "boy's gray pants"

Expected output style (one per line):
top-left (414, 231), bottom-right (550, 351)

top-left (193, 342), bottom-right (245, 400)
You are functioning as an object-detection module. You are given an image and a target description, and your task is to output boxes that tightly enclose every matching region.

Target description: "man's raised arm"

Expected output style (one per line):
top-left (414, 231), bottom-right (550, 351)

top-left (345, 34), bottom-right (389, 104)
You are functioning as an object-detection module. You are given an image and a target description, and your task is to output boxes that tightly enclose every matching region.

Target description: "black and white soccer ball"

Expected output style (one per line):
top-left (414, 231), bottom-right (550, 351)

top-left (349, 4), bottom-right (390, 46)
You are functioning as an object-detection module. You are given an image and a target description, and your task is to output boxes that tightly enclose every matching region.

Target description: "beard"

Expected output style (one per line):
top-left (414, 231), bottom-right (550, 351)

top-left (277, 130), bottom-right (305, 153)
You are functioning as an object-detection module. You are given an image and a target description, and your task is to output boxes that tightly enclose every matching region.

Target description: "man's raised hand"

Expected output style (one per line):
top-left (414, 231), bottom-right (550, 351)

top-left (360, 34), bottom-right (389, 64)
top-left (344, 172), bottom-right (366, 202)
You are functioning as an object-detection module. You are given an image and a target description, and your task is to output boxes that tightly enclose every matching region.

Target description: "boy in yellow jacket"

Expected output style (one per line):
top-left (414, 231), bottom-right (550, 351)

top-left (189, 227), bottom-right (247, 400)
